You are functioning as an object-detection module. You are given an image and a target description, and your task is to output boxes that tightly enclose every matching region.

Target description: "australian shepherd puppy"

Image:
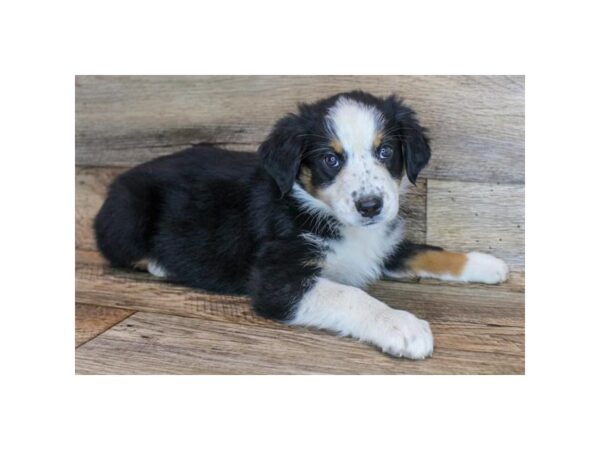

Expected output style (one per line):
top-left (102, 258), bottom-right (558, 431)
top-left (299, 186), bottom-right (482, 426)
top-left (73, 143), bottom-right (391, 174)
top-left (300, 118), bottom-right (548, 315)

top-left (95, 91), bottom-right (509, 359)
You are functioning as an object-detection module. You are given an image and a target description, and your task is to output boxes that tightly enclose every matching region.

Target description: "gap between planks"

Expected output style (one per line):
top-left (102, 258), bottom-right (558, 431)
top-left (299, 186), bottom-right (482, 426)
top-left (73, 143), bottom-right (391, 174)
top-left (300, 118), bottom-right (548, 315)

top-left (75, 303), bottom-right (135, 347)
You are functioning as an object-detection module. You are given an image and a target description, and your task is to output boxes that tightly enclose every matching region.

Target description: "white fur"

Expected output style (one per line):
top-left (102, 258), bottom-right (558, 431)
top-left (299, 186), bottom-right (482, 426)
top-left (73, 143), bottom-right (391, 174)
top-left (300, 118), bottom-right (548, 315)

top-left (321, 220), bottom-right (404, 287)
top-left (459, 252), bottom-right (509, 284)
top-left (147, 260), bottom-right (167, 278)
top-left (290, 278), bottom-right (434, 359)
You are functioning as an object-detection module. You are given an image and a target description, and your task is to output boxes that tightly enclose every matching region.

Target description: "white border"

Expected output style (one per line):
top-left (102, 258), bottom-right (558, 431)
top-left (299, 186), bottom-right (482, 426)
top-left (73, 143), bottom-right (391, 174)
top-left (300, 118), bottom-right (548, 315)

top-left (2, 0), bottom-right (600, 448)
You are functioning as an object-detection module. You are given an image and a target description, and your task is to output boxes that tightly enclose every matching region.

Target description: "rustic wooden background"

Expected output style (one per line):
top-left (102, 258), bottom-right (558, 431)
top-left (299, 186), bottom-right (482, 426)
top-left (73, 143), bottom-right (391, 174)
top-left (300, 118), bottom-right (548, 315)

top-left (75, 75), bottom-right (525, 374)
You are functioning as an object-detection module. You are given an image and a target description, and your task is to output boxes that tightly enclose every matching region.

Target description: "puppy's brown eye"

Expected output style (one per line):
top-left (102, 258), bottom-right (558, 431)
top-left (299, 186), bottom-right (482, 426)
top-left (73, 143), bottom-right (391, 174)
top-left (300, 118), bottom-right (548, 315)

top-left (377, 146), bottom-right (393, 160)
top-left (323, 153), bottom-right (340, 168)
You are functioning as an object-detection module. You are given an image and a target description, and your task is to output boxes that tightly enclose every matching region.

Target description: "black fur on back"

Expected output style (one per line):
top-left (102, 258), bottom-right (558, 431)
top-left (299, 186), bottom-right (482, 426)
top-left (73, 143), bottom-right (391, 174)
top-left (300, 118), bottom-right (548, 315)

top-left (94, 145), bottom-right (325, 319)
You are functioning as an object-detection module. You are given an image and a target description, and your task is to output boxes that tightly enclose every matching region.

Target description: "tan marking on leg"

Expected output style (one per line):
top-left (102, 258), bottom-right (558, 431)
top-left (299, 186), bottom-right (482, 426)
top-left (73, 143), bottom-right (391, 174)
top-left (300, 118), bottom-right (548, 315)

top-left (408, 250), bottom-right (468, 276)
top-left (330, 138), bottom-right (343, 154)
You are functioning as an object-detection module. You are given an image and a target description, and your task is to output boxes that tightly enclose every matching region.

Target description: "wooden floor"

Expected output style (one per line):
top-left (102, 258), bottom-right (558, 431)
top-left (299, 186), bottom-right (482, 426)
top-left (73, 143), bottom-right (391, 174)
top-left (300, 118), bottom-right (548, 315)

top-left (75, 249), bottom-right (524, 374)
top-left (75, 76), bottom-right (524, 374)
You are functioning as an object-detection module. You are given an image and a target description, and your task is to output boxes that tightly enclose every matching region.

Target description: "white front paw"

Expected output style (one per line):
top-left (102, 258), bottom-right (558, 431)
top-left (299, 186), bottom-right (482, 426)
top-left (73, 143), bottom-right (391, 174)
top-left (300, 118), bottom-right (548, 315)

top-left (372, 309), bottom-right (434, 359)
top-left (462, 252), bottom-right (509, 284)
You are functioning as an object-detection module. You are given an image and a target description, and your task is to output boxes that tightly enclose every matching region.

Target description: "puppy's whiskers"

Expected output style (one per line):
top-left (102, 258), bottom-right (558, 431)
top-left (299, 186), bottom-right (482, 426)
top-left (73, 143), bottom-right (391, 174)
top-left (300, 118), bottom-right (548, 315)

top-left (301, 147), bottom-right (333, 161)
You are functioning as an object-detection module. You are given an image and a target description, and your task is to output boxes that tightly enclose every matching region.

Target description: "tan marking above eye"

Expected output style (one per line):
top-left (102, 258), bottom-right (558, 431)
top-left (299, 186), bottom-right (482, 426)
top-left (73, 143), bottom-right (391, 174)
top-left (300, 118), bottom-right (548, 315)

top-left (330, 139), bottom-right (343, 154)
top-left (373, 132), bottom-right (382, 148)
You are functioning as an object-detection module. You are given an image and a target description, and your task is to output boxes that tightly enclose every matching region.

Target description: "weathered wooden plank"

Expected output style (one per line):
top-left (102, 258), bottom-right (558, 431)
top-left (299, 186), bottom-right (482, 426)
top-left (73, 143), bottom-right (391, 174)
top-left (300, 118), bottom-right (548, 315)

top-left (427, 180), bottom-right (525, 268)
top-left (76, 166), bottom-right (126, 250)
top-left (75, 303), bottom-right (134, 347)
top-left (76, 260), bottom-right (260, 326)
top-left (76, 75), bottom-right (524, 183)
top-left (401, 178), bottom-right (427, 244)
top-left (76, 311), bottom-right (523, 375)
top-left (75, 166), bottom-right (427, 249)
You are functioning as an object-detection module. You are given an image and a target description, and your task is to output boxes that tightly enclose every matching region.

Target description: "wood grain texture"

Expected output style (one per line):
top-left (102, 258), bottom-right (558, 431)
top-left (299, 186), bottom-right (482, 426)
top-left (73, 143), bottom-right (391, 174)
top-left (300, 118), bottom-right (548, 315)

top-left (76, 75), bottom-right (524, 183)
top-left (426, 180), bottom-right (525, 268)
top-left (75, 303), bottom-right (134, 347)
top-left (75, 254), bottom-right (523, 374)
top-left (400, 178), bottom-right (427, 244)
top-left (76, 258), bottom-right (256, 326)
top-left (75, 166), bottom-right (428, 248)
top-left (76, 311), bottom-right (523, 375)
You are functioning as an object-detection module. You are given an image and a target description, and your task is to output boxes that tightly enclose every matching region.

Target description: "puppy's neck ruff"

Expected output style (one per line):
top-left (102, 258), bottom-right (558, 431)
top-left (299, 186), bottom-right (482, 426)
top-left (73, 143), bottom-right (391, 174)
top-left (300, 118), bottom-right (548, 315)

top-left (321, 219), bottom-right (404, 287)
top-left (291, 182), bottom-right (405, 287)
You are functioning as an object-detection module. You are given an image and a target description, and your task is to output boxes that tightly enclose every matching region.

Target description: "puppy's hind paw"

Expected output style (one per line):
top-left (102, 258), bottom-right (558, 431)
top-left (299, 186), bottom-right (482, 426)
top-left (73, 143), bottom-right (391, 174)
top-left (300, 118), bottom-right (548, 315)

top-left (462, 252), bottom-right (509, 284)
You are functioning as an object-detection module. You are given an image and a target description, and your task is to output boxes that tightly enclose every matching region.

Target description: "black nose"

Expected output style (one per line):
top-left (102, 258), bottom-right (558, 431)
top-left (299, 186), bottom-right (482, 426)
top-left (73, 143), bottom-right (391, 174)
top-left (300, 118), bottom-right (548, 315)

top-left (355, 196), bottom-right (383, 218)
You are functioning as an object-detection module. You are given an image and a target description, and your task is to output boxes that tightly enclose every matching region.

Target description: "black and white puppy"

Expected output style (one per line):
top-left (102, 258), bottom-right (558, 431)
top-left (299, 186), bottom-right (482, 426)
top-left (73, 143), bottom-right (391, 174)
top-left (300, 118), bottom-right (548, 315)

top-left (95, 91), bottom-right (509, 359)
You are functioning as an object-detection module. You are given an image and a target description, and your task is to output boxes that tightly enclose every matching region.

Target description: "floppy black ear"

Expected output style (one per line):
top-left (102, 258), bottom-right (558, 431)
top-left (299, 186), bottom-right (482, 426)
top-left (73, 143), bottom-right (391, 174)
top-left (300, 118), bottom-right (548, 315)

top-left (258, 114), bottom-right (306, 197)
top-left (384, 96), bottom-right (431, 184)
top-left (403, 122), bottom-right (431, 184)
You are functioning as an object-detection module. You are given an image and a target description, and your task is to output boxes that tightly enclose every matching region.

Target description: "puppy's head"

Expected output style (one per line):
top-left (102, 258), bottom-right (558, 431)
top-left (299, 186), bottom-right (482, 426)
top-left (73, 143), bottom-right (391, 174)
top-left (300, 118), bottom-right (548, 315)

top-left (259, 91), bottom-right (430, 227)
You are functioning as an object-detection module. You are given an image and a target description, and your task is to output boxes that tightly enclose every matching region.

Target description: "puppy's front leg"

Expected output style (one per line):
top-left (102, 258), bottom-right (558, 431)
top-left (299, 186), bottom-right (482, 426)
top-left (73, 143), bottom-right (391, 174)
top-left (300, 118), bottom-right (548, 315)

top-left (289, 278), bottom-right (433, 359)
top-left (250, 240), bottom-right (432, 358)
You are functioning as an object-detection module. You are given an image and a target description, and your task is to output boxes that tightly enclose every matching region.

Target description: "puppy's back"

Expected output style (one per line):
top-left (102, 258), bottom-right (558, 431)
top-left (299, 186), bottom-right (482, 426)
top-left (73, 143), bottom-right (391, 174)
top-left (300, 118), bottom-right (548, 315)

top-left (94, 145), bottom-right (259, 269)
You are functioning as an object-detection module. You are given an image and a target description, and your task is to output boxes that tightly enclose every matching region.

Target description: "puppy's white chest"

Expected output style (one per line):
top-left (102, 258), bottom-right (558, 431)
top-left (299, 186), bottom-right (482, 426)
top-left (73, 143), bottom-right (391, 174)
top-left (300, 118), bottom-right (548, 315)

top-left (320, 221), bottom-right (403, 287)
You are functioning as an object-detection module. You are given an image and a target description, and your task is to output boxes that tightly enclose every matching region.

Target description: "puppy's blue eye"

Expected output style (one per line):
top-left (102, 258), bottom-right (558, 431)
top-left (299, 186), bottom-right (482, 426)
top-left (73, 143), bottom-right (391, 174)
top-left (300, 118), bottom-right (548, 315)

top-left (323, 153), bottom-right (340, 168)
top-left (377, 146), bottom-right (394, 160)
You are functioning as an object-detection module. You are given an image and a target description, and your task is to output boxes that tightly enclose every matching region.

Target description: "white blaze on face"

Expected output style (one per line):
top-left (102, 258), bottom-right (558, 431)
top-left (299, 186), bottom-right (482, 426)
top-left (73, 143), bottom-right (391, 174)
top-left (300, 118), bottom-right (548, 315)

top-left (320, 97), bottom-right (400, 226)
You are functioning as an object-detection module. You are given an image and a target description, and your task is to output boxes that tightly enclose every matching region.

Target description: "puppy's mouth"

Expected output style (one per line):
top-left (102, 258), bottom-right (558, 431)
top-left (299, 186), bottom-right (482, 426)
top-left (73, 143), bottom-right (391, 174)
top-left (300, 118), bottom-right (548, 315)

top-left (359, 217), bottom-right (383, 227)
